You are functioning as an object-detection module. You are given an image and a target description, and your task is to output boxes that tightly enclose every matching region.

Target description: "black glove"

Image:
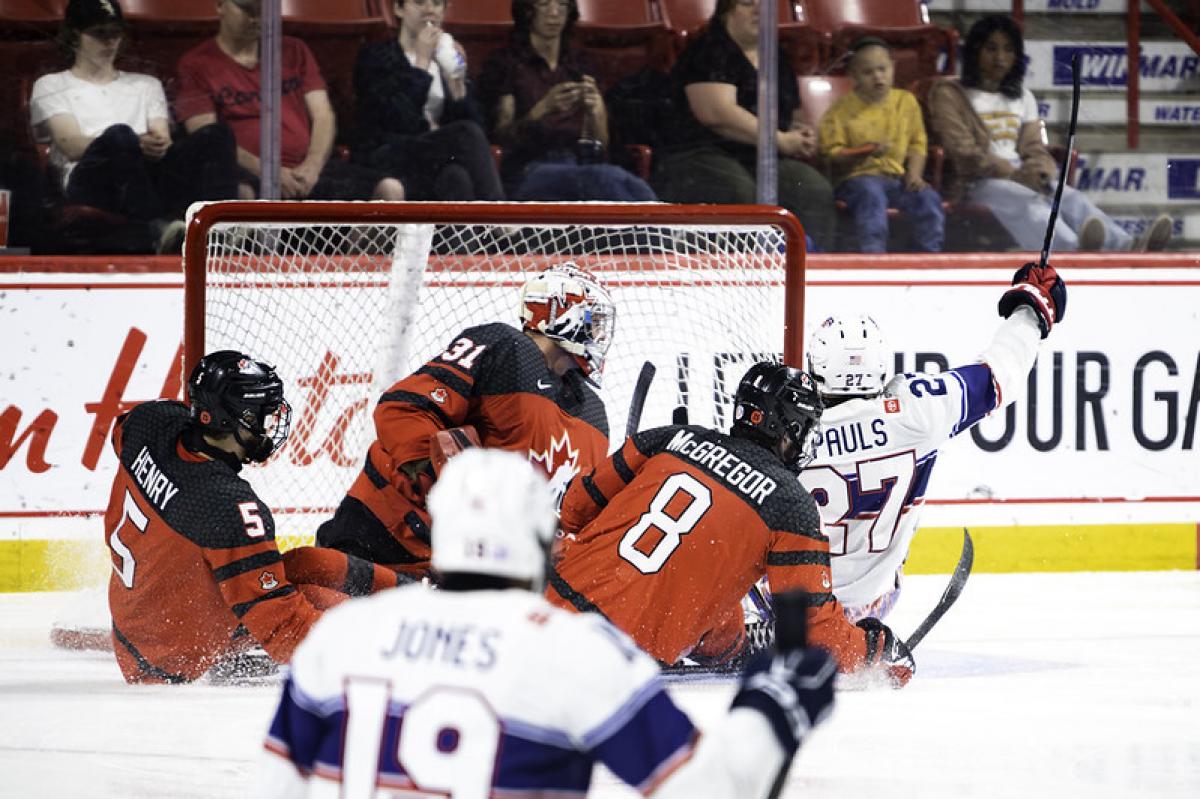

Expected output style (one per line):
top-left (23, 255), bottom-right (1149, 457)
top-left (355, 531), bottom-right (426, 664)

top-left (730, 647), bottom-right (836, 755)
top-left (997, 262), bottom-right (1067, 339)
top-left (856, 617), bottom-right (915, 688)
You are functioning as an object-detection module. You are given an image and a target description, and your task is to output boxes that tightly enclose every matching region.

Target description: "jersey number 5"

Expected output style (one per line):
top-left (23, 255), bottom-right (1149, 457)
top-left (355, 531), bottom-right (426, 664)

top-left (618, 473), bottom-right (712, 574)
top-left (108, 489), bottom-right (149, 589)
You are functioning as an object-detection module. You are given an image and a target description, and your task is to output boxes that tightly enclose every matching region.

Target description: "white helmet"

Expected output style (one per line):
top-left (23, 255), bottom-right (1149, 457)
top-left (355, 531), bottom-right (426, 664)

top-left (519, 263), bottom-right (615, 384)
top-left (807, 314), bottom-right (890, 398)
top-left (428, 448), bottom-right (558, 587)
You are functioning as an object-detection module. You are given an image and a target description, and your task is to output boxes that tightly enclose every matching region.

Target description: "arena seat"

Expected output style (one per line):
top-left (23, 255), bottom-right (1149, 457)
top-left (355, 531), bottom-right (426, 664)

top-left (0, 0), bottom-right (66, 38)
top-left (799, 0), bottom-right (957, 86)
top-left (574, 0), bottom-right (674, 93)
top-left (118, 0), bottom-right (218, 86)
top-left (658, 0), bottom-right (823, 74)
top-left (431, 0), bottom-right (513, 81)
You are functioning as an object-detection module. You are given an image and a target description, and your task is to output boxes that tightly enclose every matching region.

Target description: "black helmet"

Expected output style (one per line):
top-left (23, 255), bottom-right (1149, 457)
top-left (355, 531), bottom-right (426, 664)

top-left (731, 362), bottom-right (823, 473)
top-left (187, 350), bottom-right (291, 463)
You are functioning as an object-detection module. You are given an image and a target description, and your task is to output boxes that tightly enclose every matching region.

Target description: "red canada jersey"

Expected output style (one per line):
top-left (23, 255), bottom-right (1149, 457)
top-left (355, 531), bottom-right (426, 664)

top-left (104, 401), bottom-right (321, 683)
top-left (549, 425), bottom-right (875, 670)
top-left (346, 322), bottom-right (609, 565)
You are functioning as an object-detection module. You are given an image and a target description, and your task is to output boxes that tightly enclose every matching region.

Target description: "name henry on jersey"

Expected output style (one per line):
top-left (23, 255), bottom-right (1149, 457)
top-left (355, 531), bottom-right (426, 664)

top-left (129, 446), bottom-right (180, 511)
top-left (665, 430), bottom-right (777, 505)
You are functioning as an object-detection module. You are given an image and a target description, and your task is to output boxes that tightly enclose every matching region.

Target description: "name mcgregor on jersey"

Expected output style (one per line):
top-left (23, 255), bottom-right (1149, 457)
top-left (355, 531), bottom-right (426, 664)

top-left (664, 429), bottom-right (777, 505)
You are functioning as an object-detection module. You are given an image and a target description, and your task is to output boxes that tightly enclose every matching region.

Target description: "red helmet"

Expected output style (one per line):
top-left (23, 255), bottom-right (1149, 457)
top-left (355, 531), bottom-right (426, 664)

top-left (519, 263), bottom-right (616, 384)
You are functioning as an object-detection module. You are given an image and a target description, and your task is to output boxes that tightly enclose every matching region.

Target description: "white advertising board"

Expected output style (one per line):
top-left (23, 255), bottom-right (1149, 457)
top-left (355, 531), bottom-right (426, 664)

top-left (1037, 96), bottom-right (1200, 126)
top-left (929, 0), bottom-right (1145, 12)
top-left (2, 265), bottom-right (1198, 539)
top-left (1025, 40), bottom-right (1200, 93)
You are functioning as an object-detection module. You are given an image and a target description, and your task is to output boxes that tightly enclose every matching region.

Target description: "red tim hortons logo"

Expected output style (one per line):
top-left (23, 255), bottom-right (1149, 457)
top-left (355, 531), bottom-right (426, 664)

top-left (884, 398), bottom-right (901, 414)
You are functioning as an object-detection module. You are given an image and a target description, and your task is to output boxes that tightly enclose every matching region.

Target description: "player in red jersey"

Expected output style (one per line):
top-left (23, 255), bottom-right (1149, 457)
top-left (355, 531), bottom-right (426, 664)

top-left (316, 263), bottom-right (615, 577)
top-left (549, 361), bottom-right (915, 686)
top-left (104, 350), bottom-right (400, 684)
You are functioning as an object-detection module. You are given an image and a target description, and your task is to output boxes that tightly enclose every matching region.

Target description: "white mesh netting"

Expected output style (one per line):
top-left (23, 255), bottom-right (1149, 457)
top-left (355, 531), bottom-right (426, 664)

top-left (194, 205), bottom-right (800, 538)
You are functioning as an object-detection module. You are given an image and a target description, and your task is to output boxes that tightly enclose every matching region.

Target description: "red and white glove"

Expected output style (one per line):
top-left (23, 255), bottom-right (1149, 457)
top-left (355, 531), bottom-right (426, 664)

top-left (997, 262), bottom-right (1067, 339)
top-left (856, 618), bottom-right (915, 688)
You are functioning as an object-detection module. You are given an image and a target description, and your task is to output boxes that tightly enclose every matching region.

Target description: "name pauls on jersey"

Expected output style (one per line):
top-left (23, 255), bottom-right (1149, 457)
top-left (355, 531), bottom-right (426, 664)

top-left (665, 429), bottom-right (777, 505)
top-left (817, 419), bottom-right (889, 460)
top-left (381, 616), bottom-right (500, 671)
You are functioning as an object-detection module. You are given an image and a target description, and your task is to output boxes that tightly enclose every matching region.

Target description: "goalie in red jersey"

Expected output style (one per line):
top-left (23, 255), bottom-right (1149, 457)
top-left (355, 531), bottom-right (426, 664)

top-left (316, 263), bottom-right (615, 578)
top-left (104, 350), bottom-right (401, 684)
top-left (548, 361), bottom-right (916, 687)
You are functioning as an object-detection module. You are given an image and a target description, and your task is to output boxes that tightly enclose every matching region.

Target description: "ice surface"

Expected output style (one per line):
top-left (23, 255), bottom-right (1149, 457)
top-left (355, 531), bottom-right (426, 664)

top-left (2, 571), bottom-right (1198, 798)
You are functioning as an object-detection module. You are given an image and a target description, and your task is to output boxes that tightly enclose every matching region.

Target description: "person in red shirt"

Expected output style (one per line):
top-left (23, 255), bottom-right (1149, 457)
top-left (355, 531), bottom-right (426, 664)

top-left (549, 362), bottom-right (915, 687)
top-left (316, 263), bottom-right (615, 579)
top-left (104, 350), bottom-right (402, 684)
top-left (175, 0), bottom-right (403, 201)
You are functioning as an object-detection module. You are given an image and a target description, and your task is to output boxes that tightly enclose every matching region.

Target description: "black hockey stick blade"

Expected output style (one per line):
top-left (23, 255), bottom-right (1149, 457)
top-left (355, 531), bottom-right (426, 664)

top-left (672, 406), bottom-right (689, 425)
top-left (1039, 52), bottom-right (1081, 269)
top-left (904, 529), bottom-right (974, 652)
top-left (626, 361), bottom-right (656, 438)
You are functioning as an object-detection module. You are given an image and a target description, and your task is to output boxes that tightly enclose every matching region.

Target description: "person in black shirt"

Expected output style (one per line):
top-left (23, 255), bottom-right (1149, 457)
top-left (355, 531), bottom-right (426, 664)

top-left (652, 0), bottom-right (834, 251)
top-left (353, 0), bottom-right (502, 200)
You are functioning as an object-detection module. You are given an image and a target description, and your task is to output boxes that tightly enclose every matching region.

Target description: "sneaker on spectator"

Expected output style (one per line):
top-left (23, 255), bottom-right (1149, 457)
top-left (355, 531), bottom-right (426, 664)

top-left (1078, 216), bottom-right (1106, 251)
top-left (155, 219), bottom-right (186, 255)
top-left (1134, 214), bottom-right (1172, 251)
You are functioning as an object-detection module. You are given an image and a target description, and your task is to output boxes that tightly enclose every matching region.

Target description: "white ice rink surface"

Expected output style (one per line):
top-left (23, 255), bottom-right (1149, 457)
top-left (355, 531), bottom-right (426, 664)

top-left (1, 571), bottom-right (1198, 799)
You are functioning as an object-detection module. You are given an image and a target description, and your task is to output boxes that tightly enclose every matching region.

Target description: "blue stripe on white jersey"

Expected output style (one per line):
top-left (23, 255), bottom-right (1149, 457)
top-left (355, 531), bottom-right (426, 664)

top-left (266, 673), bottom-right (696, 794)
top-left (949, 364), bottom-right (999, 436)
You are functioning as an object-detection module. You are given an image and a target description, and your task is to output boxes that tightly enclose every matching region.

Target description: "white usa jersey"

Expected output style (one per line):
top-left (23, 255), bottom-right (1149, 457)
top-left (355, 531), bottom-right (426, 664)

top-left (799, 363), bottom-right (999, 610)
top-left (257, 584), bottom-right (697, 799)
top-left (799, 310), bottom-right (1043, 610)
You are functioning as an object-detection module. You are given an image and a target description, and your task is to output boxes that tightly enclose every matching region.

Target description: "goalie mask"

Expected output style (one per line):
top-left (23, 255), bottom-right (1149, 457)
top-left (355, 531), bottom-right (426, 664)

top-left (429, 448), bottom-right (558, 589)
top-left (519, 263), bottom-right (615, 384)
top-left (807, 314), bottom-right (890, 398)
top-left (187, 350), bottom-right (292, 463)
top-left (731, 362), bottom-right (823, 473)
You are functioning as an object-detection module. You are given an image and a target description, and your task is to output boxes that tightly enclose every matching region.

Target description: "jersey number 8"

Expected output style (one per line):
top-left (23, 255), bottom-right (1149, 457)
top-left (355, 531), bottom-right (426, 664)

top-left (618, 473), bottom-right (712, 574)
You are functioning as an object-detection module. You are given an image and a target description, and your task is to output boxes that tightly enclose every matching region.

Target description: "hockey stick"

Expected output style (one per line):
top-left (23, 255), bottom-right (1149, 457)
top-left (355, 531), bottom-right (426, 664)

top-left (626, 361), bottom-right (656, 438)
top-left (1038, 52), bottom-right (1081, 269)
top-left (904, 528), bottom-right (974, 652)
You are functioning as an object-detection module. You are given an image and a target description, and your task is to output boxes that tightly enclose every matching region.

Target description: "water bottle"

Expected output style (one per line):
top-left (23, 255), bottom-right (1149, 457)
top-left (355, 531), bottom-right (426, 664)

top-left (434, 33), bottom-right (466, 81)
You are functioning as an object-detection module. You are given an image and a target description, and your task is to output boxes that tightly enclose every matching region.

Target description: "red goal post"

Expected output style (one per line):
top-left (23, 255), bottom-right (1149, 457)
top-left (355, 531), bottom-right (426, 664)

top-left (183, 201), bottom-right (807, 536)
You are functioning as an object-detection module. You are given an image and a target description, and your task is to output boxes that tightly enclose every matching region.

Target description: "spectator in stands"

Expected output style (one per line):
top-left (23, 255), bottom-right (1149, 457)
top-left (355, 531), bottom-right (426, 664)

top-left (928, 14), bottom-right (1171, 251)
top-left (29, 0), bottom-right (239, 253)
top-left (476, 0), bottom-right (656, 201)
top-left (353, 0), bottom-right (503, 200)
top-left (818, 38), bottom-right (944, 253)
top-left (176, 0), bottom-right (404, 202)
top-left (651, 0), bottom-right (834, 251)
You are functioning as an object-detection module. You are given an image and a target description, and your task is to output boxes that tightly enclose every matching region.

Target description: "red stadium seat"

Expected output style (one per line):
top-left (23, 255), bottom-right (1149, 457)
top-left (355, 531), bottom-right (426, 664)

top-left (658, 0), bottom-right (823, 74)
top-left (799, 0), bottom-right (958, 86)
top-left (0, 0), bottom-right (66, 36)
top-left (434, 0), bottom-right (514, 82)
top-left (574, 0), bottom-right (674, 92)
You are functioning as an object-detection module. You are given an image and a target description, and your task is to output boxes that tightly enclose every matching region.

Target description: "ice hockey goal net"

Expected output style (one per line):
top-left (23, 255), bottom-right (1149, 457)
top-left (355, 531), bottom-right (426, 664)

top-left (184, 201), bottom-right (806, 540)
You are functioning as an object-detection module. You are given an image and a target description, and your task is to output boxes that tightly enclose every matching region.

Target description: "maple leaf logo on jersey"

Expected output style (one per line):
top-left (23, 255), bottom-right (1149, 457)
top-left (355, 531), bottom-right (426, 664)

top-left (529, 431), bottom-right (579, 478)
top-left (259, 571), bottom-right (279, 591)
top-left (884, 398), bottom-right (901, 414)
top-left (430, 387), bottom-right (448, 404)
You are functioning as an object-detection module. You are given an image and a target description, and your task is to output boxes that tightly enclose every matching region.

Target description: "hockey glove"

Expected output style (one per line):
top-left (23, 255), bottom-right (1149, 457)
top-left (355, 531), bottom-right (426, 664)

top-left (856, 617), bottom-right (915, 688)
top-left (731, 647), bottom-right (836, 755)
top-left (997, 262), bottom-right (1067, 339)
top-left (430, 426), bottom-right (481, 476)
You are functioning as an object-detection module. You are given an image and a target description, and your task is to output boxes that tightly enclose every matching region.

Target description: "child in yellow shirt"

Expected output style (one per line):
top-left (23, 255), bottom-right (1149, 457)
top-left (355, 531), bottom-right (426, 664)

top-left (819, 38), bottom-right (944, 253)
